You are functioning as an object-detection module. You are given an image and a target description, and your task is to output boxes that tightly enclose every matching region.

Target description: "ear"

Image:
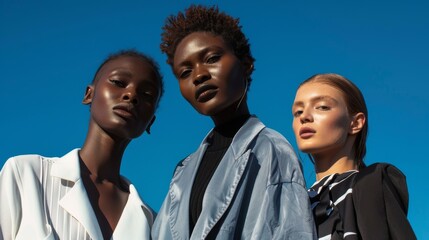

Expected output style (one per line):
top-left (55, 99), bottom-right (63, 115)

top-left (82, 85), bottom-right (94, 105)
top-left (241, 61), bottom-right (253, 79)
top-left (247, 63), bottom-right (254, 73)
top-left (145, 115), bottom-right (156, 134)
top-left (246, 63), bottom-right (254, 78)
top-left (349, 112), bottom-right (366, 135)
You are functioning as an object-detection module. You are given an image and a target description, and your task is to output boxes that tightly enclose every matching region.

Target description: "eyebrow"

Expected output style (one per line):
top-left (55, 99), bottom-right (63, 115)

top-left (312, 95), bottom-right (338, 103)
top-left (109, 69), bottom-right (133, 78)
top-left (109, 68), bottom-right (160, 90)
top-left (175, 45), bottom-right (224, 69)
top-left (292, 95), bottom-right (338, 108)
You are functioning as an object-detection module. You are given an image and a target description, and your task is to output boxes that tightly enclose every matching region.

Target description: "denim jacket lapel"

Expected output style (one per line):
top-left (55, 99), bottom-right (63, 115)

top-left (191, 149), bottom-right (252, 239)
top-left (168, 143), bottom-right (209, 239)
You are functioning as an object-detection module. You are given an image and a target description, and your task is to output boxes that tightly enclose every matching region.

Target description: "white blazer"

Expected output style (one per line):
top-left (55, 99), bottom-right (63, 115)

top-left (0, 149), bottom-right (154, 240)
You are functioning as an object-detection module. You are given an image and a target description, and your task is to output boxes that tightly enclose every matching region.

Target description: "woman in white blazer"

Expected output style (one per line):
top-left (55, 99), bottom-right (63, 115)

top-left (0, 49), bottom-right (164, 240)
top-left (152, 5), bottom-right (315, 239)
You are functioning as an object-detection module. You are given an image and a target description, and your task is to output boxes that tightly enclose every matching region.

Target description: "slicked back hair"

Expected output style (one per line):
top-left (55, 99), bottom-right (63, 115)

top-left (300, 73), bottom-right (368, 166)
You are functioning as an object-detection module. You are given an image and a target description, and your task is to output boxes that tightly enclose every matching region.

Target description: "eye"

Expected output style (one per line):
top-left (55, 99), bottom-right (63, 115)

top-left (178, 69), bottom-right (191, 79)
top-left (293, 110), bottom-right (303, 117)
top-left (316, 105), bottom-right (331, 111)
top-left (109, 79), bottom-right (126, 87)
top-left (142, 91), bottom-right (156, 102)
top-left (206, 54), bottom-right (220, 64)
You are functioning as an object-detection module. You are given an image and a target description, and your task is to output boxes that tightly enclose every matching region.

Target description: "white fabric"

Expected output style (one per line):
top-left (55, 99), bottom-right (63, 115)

top-left (0, 149), bottom-right (154, 240)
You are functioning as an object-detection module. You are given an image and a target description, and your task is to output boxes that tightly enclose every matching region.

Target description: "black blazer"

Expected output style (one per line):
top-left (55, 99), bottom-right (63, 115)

top-left (353, 163), bottom-right (416, 240)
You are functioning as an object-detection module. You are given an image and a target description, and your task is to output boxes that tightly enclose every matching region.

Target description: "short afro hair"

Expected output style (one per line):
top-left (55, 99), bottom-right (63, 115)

top-left (92, 49), bottom-right (165, 106)
top-left (160, 5), bottom-right (255, 85)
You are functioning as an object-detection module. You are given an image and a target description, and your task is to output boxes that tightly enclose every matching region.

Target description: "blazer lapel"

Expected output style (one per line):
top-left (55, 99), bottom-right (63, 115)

top-left (169, 116), bottom-right (265, 240)
top-left (191, 149), bottom-right (251, 239)
top-left (191, 116), bottom-right (265, 239)
top-left (169, 143), bottom-right (209, 239)
top-left (112, 185), bottom-right (152, 239)
top-left (59, 180), bottom-right (103, 239)
top-left (51, 149), bottom-right (103, 240)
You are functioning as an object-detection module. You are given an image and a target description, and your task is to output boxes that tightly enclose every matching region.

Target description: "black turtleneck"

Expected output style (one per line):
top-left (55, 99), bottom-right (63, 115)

top-left (189, 114), bottom-right (250, 236)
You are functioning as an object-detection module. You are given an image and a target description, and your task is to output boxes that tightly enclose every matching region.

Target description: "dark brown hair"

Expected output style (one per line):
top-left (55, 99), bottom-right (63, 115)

top-left (160, 5), bottom-right (255, 86)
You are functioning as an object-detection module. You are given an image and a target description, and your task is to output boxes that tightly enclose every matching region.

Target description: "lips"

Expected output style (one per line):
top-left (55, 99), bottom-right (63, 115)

top-left (113, 104), bottom-right (137, 119)
top-left (195, 84), bottom-right (218, 102)
top-left (299, 127), bottom-right (316, 139)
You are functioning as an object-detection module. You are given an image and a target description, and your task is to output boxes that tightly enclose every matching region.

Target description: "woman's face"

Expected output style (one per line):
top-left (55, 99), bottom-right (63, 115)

top-left (85, 56), bottom-right (160, 139)
top-left (172, 32), bottom-right (247, 117)
top-left (292, 82), bottom-right (353, 156)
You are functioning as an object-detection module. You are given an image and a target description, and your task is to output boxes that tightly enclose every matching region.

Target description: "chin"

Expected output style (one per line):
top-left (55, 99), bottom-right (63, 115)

top-left (195, 108), bottom-right (211, 116)
top-left (297, 144), bottom-right (319, 154)
top-left (194, 105), bottom-right (221, 116)
top-left (193, 97), bottom-right (234, 116)
top-left (113, 127), bottom-right (146, 140)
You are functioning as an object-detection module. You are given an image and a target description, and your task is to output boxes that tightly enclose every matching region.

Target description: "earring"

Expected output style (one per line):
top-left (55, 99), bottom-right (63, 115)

top-left (235, 79), bottom-right (248, 111)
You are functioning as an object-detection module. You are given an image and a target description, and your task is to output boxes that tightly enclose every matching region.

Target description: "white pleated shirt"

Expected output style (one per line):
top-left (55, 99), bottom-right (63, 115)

top-left (0, 149), bottom-right (154, 240)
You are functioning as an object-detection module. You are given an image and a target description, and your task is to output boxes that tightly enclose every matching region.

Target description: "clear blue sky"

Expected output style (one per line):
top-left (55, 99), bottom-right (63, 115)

top-left (1, 0), bottom-right (428, 238)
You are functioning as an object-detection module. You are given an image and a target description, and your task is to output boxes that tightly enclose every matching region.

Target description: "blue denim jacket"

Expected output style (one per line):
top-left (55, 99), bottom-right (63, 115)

top-left (152, 116), bottom-right (316, 240)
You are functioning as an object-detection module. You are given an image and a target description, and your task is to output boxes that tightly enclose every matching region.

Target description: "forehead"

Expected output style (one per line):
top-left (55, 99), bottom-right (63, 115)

top-left (100, 56), bottom-right (158, 79)
top-left (173, 32), bottom-right (231, 64)
top-left (295, 82), bottom-right (346, 102)
top-left (98, 56), bottom-right (160, 88)
top-left (101, 56), bottom-right (153, 73)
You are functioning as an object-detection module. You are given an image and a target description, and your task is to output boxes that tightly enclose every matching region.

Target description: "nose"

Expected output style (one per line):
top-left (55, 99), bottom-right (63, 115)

top-left (300, 108), bottom-right (313, 124)
top-left (122, 88), bottom-right (139, 105)
top-left (193, 65), bottom-right (210, 85)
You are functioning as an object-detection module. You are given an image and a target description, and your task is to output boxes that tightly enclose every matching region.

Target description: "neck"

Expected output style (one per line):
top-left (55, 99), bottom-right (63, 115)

top-left (79, 122), bottom-right (130, 181)
top-left (313, 138), bottom-right (358, 181)
top-left (314, 155), bottom-right (358, 181)
top-left (211, 100), bottom-right (250, 126)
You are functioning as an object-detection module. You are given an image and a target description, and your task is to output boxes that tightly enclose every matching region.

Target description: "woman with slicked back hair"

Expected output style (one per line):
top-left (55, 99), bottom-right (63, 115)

top-left (292, 73), bottom-right (416, 239)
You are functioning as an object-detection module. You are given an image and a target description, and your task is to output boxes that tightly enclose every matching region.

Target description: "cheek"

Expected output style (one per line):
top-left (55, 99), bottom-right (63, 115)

top-left (179, 82), bottom-right (192, 100)
top-left (317, 114), bottom-right (350, 137)
top-left (102, 88), bottom-right (114, 101)
top-left (333, 114), bottom-right (351, 130)
top-left (139, 102), bottom-right (156, 115)
top-left (227, 66), bottom-right (245, 86)
top-left (222, 74), bottom-right (245, 102)
top-left (292, 119), bottom-right (300, 135)
top-left (91, 88), bottom-right (108, 109)
top-left (95, 85), bottom-right (118, 102)
top-left (216, 60), bottom-right (245, 85)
